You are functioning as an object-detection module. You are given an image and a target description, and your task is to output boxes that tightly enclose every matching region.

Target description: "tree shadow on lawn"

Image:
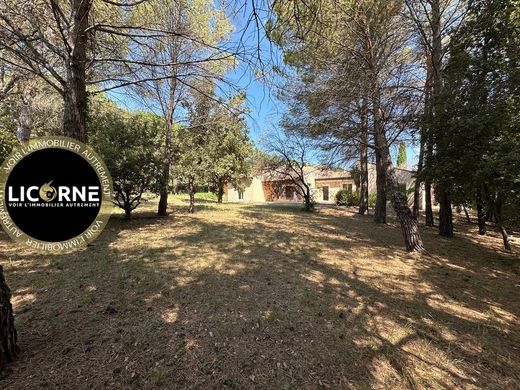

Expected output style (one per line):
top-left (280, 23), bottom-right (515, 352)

top-left (0, 205), bottom-right (518, 389)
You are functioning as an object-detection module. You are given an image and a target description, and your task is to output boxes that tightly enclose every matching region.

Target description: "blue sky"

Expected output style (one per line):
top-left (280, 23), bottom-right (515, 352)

top-left (109, 3), bottom-right (419, 170)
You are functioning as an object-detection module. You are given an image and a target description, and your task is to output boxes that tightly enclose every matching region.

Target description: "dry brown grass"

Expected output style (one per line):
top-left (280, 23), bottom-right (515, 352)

top-left (0, 196), bottom-right (519, 389)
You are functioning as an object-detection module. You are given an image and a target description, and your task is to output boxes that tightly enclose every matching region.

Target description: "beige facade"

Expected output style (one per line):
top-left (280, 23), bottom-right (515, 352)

top-left (226, 167), bottom-right (356, 204)
top-left (226, 177), bottom-right (266, 202)
top-left (227, 164), bottom-right (423, 208)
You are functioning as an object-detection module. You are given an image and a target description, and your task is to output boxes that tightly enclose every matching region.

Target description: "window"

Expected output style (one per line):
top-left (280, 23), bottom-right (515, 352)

top-left (322, 186), bottom-right (329, 201)
top-left (343, 183), bottom-right (353, 193)
top-left (238, 190), bottom-right (244, 200)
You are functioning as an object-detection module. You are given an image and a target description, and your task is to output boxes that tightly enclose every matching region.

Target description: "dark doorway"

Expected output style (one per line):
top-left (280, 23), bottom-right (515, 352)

top-left (323, 186), bottom-right (329, 201)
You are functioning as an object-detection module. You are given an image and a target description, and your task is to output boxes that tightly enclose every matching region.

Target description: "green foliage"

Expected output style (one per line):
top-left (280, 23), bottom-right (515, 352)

top-left (172, 91), bottom-right (254, 207)
top-left (91, 107), bottom-right (162, 218)
top-left (335, 189), bottom-right (360, 207)
top-left (368, 193), bottom-right (377, 207)
top-left (0, 80), bottom-right (63, 163)
top-left (397, 142), bottom-right (407, 168)
top-left (431, 0), bottom-right (520, 234)
top-left (205, 95), bottom-right (255, 197)
top-left (0, 128), bottom-right (17, 165)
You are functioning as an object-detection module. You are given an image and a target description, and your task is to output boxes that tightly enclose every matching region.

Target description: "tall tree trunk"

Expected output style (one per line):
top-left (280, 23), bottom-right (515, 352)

top-left (0, 266), bottom-right (17, 370)
top-left (358, 98), bottom-right (369, 215)
top-left (497, 224), bottom-right (512, 252)
top-left (385, 159), bottom-right (425, 252)
top-left (375, 111), bottom-right (425, 252)
top-left (463, 205), bottom-right (471, 223)
top-left (157, 163), bottom-right (170, 216)
top-left (62, 0), bottom-right (91, 143)
top-left (217, 181), bottom-right (224, 203)
top-left (431, 0), bottom-right (453, 236)
top-left (124, 205), bottom-right (132, 220)
top-left (369, 71), bottom-right (425, 250)
top-left (438, 189), bottom-right (453, 237)
top-left (412, 135), bottom-right (424, 219)
top-left (476, 187), bottom-right (487, 235)
top-left (424, 67), bottom-right (435, 227)
top-left (424, 124), bottom-right (435, 226)
top-left (494, 198), bottom-right (511, 251)
top-left (187, 178), bottom-right (195, 213)
top-left (413, 62), bottom-right (432, 219)
top-left (303, 186), bottom-right (314, 212)
top-left (16, 83), bottom-right (34, 143)
top-left (157, 36), bottom-right (178, 215)
top-left (424, 180), bottom-right (434, 226)
top-left (373, 147), bottom-right (387, 224)
top-left (158, 121), bottom-right (173, 216)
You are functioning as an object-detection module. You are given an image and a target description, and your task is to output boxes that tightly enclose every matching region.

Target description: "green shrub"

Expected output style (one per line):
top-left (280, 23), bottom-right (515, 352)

top-left (335, 189), bottom-right (360, 206)
top-left (335, 189), bottom-right (348, 205)
top-left (349, 191), bottom-right (360, 206)
top-left (368, 193), bottom-right (377, 207)
top-left (0, 128), bottom-right (18, 165)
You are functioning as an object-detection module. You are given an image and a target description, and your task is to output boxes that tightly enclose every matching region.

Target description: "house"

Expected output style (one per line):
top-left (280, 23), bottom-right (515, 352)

top-left (226, 163), bottom-right (426, 209)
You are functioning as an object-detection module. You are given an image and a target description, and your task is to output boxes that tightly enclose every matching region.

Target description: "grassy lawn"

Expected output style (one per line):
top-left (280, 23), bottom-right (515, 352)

top-left (0, 195), bottom-right (519, 389)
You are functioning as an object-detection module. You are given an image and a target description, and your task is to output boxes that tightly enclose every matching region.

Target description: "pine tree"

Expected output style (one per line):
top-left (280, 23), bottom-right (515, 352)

top-left (434, 0), bottom-right (520, 250)
top-left (397, 142), bottom-right (407, 168)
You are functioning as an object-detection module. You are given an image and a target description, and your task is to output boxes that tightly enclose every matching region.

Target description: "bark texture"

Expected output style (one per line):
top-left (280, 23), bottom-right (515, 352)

top-left (432, 0), bottom-right (453, 235)
top-left (424, 181), bottom-right (434, 226)
top-left (476, 188), bottom-right (487, 235)
top-left (379, 142), bottom-right (425, 252)
top-left (217, 182), bottom-right (224, 203)
top-left (463, 205), bottom-right (471, 223)
top-left (124, 206), bottom-right (132, 220)
top-left (62, 0), bottom-right (91, 143)
top-left (438, 189), bottom-right (453, 237)
top-left (358, 99), bottom-right (369, 215)
top-left (413, 62), bottom-right (432, 219)
top-left (187, 178), bottom-right (195, 213)
top-left (0, 266), bottom-right (17, 370)
top-left (373, 148), bottom-right (387, 224)
top-left (16, 83), bottom-right (34, 143)
top-left (494, 198), bottom-right (511, 251)
top-left (158, 156), bottom-right (170, 216)
top-left (358, 145), bottom-right (369, 215)
top-left (412, 137), bottom-right (424, 219)
top-left (372, 104), bottom-right (425, 252)
top-left (157, 60), bottom-right (177, 216)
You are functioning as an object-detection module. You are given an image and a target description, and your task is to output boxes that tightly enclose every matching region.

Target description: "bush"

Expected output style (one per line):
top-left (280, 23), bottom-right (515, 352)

top-left (368, 193), bottom-right (377, 207)
top-left (0, 129), bottom-right (17, 165)
top-left (335, 189), bottom-right (347, 205)
top-left (335, 189), bottom-right (360, 207)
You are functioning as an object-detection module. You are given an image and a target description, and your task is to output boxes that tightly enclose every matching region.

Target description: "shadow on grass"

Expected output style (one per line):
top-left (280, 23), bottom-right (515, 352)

top-left (0, 204), bottom-right (518, 389)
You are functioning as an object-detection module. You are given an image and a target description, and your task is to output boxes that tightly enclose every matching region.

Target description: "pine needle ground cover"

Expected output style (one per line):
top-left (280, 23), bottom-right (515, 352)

top-left (0, 196), bottom-right (518, 389)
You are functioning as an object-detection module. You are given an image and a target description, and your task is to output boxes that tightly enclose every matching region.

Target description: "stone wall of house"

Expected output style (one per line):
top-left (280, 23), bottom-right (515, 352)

top-left (226, 177), bottom-right (264, 202)
top-left (226, 164), bottom-right (423, 208)
top-left (314, 178), bottom-right (356, 203)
